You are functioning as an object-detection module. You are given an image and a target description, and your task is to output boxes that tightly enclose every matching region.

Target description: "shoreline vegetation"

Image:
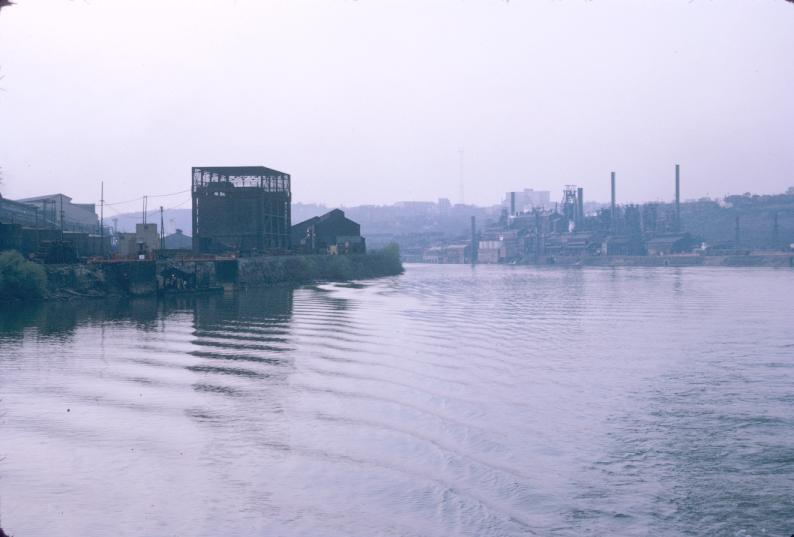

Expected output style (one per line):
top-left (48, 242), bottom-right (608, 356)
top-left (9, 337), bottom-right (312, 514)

top-left (0, 244), bottom-right (404, 302)
top-left (0, 250), bottom-right (47, 301)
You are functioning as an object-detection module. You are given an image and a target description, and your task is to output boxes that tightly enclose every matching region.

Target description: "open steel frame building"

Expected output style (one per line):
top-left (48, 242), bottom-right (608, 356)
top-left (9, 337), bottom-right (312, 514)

top-left (192, 166), bottom-right (291, 254)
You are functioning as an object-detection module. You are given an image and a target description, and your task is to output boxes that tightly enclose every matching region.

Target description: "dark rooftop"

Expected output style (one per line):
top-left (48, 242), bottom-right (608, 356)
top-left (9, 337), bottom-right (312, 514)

top-left (192, 166), bottom-right (289, 177)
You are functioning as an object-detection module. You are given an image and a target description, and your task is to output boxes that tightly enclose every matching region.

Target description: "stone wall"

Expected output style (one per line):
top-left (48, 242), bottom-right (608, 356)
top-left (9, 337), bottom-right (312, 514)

top-left (36, 250), bottom-right (403, 300)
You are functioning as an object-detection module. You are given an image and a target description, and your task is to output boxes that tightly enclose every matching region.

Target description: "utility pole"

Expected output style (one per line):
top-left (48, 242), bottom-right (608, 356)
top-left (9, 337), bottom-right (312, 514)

top-left (458, 148), bottom-right (465, 205)
top-left (735, 215), bottom-right (741, 246)
top-left (100, 181), bottom-right (105, 256)
top-left (610, 171), bottom-right (616, 232)
top-left (470, 215), bottom-right (477, 265)
top-left (34, 206), bottom-right (40, 253)
top-left (59, 195), bottom-right (64, 233)
top-left (675, 164), bottom-right (681, 232)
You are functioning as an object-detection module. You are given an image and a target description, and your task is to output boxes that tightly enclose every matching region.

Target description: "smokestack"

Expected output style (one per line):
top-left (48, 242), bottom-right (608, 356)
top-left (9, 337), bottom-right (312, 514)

top-left (470, 215), bottom-right (477, 265)
top-left (577, 187), bottom-right (584, 225)
top-left (675, 164), bottom-right (681, 231)
top-left (610, 171), bottom-right (616, 231)
top-left (510, 192), bottom-right (516, 216)
top-left (735, 215), bottom-right (741, 246)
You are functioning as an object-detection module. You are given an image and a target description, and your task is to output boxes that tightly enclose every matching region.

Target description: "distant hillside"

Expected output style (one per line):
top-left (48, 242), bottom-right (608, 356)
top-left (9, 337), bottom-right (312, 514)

top-left (681, 193), bottom-right (794, 248)
top-left (109, 194), bottom-right (794, 252)
top-left (111, 203), bottom-right (330, 235)
top-left (109, 208), bottom-right (192, 234)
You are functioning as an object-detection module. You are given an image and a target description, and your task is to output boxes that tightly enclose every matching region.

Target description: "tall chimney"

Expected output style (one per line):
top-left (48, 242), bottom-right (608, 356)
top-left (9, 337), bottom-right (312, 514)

top-left (470, 215), bottom-right (477, 265)
top-left (610, 172), bottom-right (616, 231)
top-left (510, 192), bottom-right (516, 216)
top-left (577, 187), bottom-right (584, 225)
top-left (735, 215), bottom-right (741, 246)
top-left (675, 164), bottom-right (681, 232)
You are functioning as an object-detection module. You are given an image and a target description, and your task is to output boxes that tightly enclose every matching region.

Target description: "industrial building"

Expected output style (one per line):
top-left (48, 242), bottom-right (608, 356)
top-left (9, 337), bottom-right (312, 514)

top-left (117, 223), bottom-right (160, 258)
top-left (191, 166), bottom-right (291, 254)
top-left (422, 244), bottom-right (470, 264)
top-left (0, 193), bottom-right (109, 261)
top-left (164, 229), bottom-right (192, 250)
top-left (478, 230), bottom-right (521, 264)
top-left (291, 209), bottom-right (366, 255)
top-left (420, 164), bottom-right (745, 264)
top-left (15, 193), bottom-right (99, 232)
top-left (646, 234), bottom-right (697, 256)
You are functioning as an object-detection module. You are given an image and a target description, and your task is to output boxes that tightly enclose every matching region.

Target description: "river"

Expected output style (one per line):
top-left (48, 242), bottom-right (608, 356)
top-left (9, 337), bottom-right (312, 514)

top-left (1, 264), bottom-right (792, 536)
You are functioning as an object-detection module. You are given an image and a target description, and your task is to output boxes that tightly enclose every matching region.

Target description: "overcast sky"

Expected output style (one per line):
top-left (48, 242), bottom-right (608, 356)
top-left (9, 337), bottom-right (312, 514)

top-left (0, 0), bottom-right (792, 212)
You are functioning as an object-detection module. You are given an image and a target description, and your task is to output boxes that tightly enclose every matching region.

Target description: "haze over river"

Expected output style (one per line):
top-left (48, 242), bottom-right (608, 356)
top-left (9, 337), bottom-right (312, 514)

top-left (1, 264), bottom-right (792, 536)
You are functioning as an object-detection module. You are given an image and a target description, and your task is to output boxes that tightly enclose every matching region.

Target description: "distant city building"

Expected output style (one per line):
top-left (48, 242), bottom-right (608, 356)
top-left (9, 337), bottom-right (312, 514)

top-left (503, 189), bottom-right (551, 213)
top-left (422, 244), bottom-right (469, 264)
top-left (437, 198), bottom-right (451, 215)
top-left (478, 230), bottom-right (520, 263)
top-left (291, 209), bottom-right (366, 255)
top-left (394, 201), bottom-right (437, 216)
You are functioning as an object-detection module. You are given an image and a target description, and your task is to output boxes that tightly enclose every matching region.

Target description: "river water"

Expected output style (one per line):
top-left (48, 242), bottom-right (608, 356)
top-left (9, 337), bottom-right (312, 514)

top-left (0, 264), bottom-right (792, 536)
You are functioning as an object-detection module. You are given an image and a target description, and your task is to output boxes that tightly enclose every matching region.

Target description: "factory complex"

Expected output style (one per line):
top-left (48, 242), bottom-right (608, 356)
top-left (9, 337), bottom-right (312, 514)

top-left (423, 165), bottom-right (794, 266)
top-left (0, 165), bottom-right (366, 263)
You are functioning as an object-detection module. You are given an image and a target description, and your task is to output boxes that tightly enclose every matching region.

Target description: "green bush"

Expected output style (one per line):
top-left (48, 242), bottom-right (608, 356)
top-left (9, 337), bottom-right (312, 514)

top-left (353, 243), bottom-right (403, 278)
top-left (381, 242), bottom-right (401, 260)
top-left (326, 255), bottom-right (353, 280)
top-left (375, 242), bottom-right (403, 274)
top-left (283, 255), bottom-right (319, 282)
top-left (0, 250), bottom-right (47, 300)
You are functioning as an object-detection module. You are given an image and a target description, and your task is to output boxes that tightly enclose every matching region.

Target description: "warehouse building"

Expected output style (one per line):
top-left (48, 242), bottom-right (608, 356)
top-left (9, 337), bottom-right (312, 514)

top-left (291, 209), bottom-right (366, 255)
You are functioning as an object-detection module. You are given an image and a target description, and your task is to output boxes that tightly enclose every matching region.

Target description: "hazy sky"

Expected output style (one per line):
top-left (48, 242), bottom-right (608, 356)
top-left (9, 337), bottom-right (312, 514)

top-left (1, 0), bottom-right (792, 213)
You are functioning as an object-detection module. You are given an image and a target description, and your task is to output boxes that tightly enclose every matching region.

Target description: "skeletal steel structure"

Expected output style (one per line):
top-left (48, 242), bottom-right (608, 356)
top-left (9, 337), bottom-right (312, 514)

top-left (191, 166), bottom-right (291, 254)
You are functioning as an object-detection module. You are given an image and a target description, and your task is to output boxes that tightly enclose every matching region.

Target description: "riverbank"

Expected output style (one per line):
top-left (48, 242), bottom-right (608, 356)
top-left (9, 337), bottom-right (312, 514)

top-left (519, 253), bottom-right (794, 267)
top-left (0, 248), bottom-right (404, 302)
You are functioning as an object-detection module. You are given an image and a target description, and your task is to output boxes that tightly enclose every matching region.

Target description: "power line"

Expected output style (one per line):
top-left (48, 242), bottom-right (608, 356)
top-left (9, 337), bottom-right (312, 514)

top-left (103, 196), bottom-right (145, 207)
top-left (148, 189), bottom-right (190, 199)
top-left (102, 197), bottom-right (191, 223)
top-left (103, 189), bottom-right (190, 207)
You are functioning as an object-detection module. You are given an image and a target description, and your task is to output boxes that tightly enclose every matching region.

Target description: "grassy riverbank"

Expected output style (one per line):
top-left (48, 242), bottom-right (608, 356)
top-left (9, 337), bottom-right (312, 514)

top-left (0, 250), bottom-right (47, 300)
top-left (237, 244), bottom-right (404, 286)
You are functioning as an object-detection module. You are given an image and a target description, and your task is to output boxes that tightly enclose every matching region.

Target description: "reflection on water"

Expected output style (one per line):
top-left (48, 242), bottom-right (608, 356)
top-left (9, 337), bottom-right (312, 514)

top-left (0, 265), bottom-right (793, 537)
